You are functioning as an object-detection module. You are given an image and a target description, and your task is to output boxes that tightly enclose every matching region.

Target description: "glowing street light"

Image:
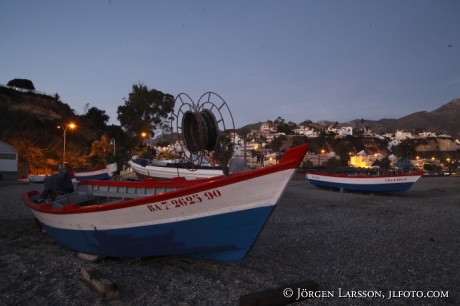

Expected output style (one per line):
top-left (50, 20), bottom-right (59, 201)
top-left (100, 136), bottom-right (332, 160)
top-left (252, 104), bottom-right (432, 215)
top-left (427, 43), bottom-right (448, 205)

top-left (318, 149), bottom-right (325, 166)
top-left (58, 123), bottom-right (76, 171)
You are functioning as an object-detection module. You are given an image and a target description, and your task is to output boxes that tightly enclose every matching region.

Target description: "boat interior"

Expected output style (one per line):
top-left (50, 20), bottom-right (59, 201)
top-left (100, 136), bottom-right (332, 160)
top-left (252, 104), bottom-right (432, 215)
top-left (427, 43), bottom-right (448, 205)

top-left (31, 179), bottom-right (202, 208)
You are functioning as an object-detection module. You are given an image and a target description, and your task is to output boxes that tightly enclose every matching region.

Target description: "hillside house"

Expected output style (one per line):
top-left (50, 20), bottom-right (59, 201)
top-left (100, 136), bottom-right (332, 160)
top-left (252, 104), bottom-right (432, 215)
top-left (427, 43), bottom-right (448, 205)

top-left (419, 131), bottom-right (437, 138)
top-left (395, 130), bottom-right (412, 140)
top-left (349, 151), bottom-right (382, 168)
top-left (293, 125), bottom-right (307, 134)
top-left (304, 130), bottom-right (319, 137)
top-left (260, 122), bottom-right (271, 132)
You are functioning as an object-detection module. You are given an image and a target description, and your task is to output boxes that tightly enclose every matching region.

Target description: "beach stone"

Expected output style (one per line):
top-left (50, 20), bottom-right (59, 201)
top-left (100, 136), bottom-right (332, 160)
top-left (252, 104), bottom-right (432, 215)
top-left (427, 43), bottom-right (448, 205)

top-left (80, 266), bottom-right (119, 300)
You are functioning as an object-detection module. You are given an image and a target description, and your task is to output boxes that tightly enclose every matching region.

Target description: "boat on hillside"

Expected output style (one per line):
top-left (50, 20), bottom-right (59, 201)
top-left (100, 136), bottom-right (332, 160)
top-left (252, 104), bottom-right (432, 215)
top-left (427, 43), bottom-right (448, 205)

top-left (306, 170), bottom-right (423, 195)
top-left (71, 163), bottom-right (118, 181)
top-left (21, 144), bottom-right (308, 262)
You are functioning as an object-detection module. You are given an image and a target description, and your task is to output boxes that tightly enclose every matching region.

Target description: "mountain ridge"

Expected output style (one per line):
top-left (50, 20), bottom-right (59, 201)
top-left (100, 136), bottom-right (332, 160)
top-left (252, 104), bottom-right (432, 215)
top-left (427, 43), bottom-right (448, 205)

top-left (241, 99), bottom-right (460, 139)
top-left (342, 99), bottom-right (460, 139)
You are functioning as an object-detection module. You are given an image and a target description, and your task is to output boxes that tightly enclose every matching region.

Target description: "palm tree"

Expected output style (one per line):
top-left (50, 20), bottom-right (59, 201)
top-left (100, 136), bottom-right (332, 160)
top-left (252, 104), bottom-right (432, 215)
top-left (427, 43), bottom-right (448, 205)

top-left (254, 134), bottom-right (267, 166)
top-left (238, 128), bottom-right (252, 163)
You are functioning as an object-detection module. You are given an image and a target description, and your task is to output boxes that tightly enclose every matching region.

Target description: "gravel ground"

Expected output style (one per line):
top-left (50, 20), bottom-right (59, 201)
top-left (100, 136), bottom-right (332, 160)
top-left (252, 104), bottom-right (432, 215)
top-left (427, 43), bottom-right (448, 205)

top-left (0, 177), bottom-right (459, 305)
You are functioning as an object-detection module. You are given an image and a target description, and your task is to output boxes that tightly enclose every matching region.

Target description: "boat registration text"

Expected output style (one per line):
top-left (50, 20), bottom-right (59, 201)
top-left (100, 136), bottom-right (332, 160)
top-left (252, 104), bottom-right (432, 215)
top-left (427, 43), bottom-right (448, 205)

top-left (146, 189), bottom-right (222, 212)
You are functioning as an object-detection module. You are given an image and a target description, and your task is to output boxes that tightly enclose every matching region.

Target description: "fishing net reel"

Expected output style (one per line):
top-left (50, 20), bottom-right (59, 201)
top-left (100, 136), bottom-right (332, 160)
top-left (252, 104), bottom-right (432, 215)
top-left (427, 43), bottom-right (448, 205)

top-left (171, 92), bottom-right (235, 173)
top-left (396, 157), bottom-right (412, 172)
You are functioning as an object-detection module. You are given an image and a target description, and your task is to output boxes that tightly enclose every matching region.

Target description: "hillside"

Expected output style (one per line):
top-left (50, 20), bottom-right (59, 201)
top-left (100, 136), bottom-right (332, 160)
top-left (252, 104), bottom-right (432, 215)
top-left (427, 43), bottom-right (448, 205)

top-left (344, 99), bottom-right (460, 139)
top-left (0, 86), bottom-right (74, 121)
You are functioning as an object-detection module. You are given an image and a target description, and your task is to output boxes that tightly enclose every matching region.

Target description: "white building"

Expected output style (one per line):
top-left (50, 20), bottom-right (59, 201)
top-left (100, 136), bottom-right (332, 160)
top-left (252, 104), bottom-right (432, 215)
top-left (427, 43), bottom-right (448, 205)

top-left (337, 127), bottom-right (353, 136)
top-left (304, 130), bottom-right (319, 137)
top-left (395, 130), bottom-right (412, 140)
top-left (293, 125), bottom-right (307, 134)
top-left (0, 141), bottom-right (18, 181)
top-left (419, 131), bottom-right (437, 138)
top-left (260, 122), bottom-right (271, 132)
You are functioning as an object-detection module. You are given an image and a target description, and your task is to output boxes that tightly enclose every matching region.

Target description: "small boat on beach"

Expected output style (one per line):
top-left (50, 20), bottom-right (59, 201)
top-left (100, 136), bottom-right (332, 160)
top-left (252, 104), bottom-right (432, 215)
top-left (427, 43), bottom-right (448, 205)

top-left (71, 162), bottom-right (118, 181)
top-left (306, 170), bottom-right (424, 195)
top-left (28, 175), bottom-right (47, 184)
top-left (129, 156), bottom-right (236, 181)
top-left (21, 144), bottom-right (308, 262)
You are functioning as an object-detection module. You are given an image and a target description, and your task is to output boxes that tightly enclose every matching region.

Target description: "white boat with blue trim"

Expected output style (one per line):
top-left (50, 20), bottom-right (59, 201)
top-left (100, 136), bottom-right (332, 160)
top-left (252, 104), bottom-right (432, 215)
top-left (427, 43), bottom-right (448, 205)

top-left (129, 157), bottom-right (222, 181)
top-left (306, 171), bottom-right (423, 195)
top-left (21, 144), bottom-right (308, 262)
top-left (72, 162), bottom-right (118, 181)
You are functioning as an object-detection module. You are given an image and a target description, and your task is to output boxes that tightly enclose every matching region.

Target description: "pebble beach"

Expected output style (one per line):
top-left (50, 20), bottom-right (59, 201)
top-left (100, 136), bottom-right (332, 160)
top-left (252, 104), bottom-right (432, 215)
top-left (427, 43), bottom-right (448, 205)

top-left (0, 176), bottom-right (459, 305)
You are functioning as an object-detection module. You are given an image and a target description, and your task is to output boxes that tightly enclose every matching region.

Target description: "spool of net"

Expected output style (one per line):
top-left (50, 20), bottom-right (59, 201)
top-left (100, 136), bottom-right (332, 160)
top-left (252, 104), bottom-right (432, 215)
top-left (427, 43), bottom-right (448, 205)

top-left (182, 109), bottom-right (219, 153)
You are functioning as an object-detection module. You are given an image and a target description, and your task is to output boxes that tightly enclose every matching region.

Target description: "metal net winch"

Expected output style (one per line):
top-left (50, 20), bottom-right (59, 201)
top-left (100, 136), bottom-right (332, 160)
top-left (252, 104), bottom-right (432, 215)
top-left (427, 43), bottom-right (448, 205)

top-left (171, 92), bottom-right (235, 173)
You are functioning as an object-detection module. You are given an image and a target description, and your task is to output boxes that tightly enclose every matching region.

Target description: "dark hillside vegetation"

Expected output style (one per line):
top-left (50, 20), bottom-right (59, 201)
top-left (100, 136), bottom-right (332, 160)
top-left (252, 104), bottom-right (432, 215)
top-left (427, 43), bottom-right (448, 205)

top-left (0, 88), bottom-right (131, 174)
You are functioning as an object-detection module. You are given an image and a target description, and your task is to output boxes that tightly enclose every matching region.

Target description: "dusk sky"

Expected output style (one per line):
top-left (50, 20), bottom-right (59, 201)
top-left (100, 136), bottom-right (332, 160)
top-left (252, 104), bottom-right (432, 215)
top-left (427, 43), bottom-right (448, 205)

top-left (2, 0), bottom-right (459, 131)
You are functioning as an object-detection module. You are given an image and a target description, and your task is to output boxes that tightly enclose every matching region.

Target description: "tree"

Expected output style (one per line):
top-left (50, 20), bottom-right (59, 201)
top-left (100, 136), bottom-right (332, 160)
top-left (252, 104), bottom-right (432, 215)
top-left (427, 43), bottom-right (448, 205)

top-left (276, 150), bottom-right (286, 163)
top-left (300, 119), bottom-right (313, 127)
top-left (270, 135), bottom-right (286, 152)
top-left (7, 78), bottom-right (35, 90)
top-left (333, 142), bottom-right (352, 166)
top-left (274, 116), bottom-right (285, 124)
top-left (117, 83), bottom-right (175, 149)
top-left (301, 159), bottom-right (313, 168)
top-left (213, 131), bottom-right (235, 176)
top-left (324, 157), bottom-right (342, 167)
top-left (277, 122), bottom-right (293, 134)
top-left (238, 127), bottom-right (252, 163)
top-left (253, 134), bottom-right (267, 166)
top-left (82, 107), bottom-right (110, 134)
top-left (90, 135), bottom-right (113, 165)
top-left (291, 136), bottom-right (309, 148)
top-left (380, 157), bottom-right (391, 169)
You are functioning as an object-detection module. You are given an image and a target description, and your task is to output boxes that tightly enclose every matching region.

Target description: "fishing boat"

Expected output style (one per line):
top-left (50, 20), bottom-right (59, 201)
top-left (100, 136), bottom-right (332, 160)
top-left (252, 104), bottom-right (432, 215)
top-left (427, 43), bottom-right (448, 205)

top-left (72, 163), bottom-right (118, 181)
top-left (28, 175), bottom-right (47, 184)
top-left (306, 170), bottom-right (424, 195)
top-left (129, 156), bottom-right (229, 181)
top-left (21, 144), bottom-right (308, 262)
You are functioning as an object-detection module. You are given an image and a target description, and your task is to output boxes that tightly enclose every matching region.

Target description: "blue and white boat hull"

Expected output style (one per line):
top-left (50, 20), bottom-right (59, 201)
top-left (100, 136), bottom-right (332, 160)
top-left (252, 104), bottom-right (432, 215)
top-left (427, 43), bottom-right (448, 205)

top-left (73, 162), bottom-right (117, 181)
top-left (22, 144), bottom-right (309, 261)
top-left (306, 172), bottom-right (423, 195)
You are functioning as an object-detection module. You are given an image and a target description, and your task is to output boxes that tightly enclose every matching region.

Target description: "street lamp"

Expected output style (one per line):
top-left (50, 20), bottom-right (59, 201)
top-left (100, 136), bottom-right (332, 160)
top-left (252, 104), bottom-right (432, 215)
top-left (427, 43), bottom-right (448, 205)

top-left (110, 138), bottom-right (116, 156)
top-left (58, 123), bottom-right (76, 171)
top-left (318, 149), bottom-right (325, 166)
